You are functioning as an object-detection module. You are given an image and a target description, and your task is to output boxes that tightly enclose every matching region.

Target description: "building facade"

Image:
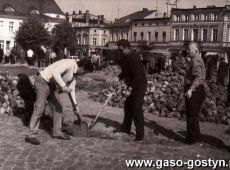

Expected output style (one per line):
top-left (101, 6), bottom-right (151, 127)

top-left (0, 0), bottom-right (65, 53)
top-left (131, 17), bottom-right (171, 51)
top-left (109, 8), bottom-right (156, 44)
top-left (67, 10), bottom-right (111, 55)
top-left (170, 6), bottom-right (225, 53)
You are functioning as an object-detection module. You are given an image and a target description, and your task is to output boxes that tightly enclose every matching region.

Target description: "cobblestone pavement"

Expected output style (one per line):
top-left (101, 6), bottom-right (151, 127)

top-left (0, 91), bottom-right (229, 170)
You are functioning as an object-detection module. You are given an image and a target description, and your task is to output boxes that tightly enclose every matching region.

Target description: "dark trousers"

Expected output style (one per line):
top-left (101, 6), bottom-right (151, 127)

top-left (121, 86), bottom-right (146, 137)
top-left (185, 84), bottom-right (206, 142)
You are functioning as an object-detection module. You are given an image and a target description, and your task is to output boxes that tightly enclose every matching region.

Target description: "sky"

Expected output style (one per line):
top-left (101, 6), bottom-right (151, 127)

top-left (55, 0), bottom-right (229, 21)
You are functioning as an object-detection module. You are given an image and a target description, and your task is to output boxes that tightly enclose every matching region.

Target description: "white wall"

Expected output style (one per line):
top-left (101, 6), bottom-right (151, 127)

top-left (0, 17), bottom-right (23, 53)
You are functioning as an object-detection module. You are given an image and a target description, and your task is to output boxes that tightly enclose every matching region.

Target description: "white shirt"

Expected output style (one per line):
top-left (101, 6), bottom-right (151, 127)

top-left (27, 49), bottom-right (34, 58)
top-left (40, 59), bottom-right (78, 104)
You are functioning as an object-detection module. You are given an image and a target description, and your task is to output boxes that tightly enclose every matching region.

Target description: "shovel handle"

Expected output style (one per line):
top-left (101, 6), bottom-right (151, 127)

top-left (89, 91), bottom-right (115, 129)
top-left (68, 92), bottom-right (82, 122)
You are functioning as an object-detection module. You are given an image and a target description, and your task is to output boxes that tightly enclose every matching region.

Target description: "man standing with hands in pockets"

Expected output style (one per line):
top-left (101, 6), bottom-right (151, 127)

top-left (184, 42), bottom-right (206, 144)
top-left (25, 58), bottom-right (81, 145)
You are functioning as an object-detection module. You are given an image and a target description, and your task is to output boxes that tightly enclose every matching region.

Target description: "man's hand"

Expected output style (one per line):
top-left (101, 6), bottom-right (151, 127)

top-left (185, 88), bottom-right (194, 98)
top-left (74, 105), bottom-right (80, 113)
top-left (62, 86), bottom-right (72, 93)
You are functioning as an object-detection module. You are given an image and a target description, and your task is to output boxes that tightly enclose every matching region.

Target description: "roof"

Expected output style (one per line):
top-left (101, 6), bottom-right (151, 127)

top-left (132, 17), bottom-right (171, 22)
top-left (171, 6), bottom-right (225, 13)
top-left (0, 0), bottom-right (64, 15)
top-left (112, 8), bottom-right (156, 27)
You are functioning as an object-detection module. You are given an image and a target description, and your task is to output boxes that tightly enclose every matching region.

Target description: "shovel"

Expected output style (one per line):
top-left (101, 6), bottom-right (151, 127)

top-left (89, 91), bottom-right (115, 129)
top-left (67, 92), bottom-right (89, 137)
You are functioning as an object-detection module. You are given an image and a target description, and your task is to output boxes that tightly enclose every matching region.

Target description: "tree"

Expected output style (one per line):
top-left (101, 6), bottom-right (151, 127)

top-left (51, 21), bottom-right (76, 58)
top-left (15, 17), bottom-right (51, 51)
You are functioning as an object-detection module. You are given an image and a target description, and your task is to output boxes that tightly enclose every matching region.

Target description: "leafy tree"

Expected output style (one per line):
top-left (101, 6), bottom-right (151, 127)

top-left (15, 17), bottom-right (51, 51)
top-left (51, 21), bottom-right (76, 57)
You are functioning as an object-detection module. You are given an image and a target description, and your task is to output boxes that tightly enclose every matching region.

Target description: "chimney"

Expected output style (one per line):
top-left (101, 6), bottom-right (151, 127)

top-left (142, 8), bottom-right (148, 12)
top-left (73, 11), bottom-right (76, 15)
top-left (79, 10), bottom-right (82, 14)
top-left (163, 12), bottom-right (167, 18)
top-left (86, 10), bottom-right (90, 25)
top-left (97, 15), bottom-right (101, 25)
top-left (193, 6), bottom-right (196, 9)
top-left (101, 15), bottom-right (104, 19)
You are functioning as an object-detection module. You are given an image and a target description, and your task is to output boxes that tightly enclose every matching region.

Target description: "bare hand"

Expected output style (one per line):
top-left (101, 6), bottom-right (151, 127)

top-left (185, 89), bottom-right (194, 98)
top-left (62, 86), bottom-right (72, 93)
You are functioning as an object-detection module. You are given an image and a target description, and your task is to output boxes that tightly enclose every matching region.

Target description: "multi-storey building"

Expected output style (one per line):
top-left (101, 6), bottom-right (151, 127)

top-left (109, 8), bottom-right (156, 44)
top-left (0, 0), bottom-right (65, 53)
top-left (67, 10), bottom-right (111, 55)
top-left (170, 5), bottom-right (225, 54)
top-left (131, 16), bottom-right (171, 51)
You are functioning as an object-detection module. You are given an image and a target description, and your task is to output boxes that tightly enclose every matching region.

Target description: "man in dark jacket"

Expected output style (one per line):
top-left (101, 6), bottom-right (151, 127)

top-left (115, 39), bottom-right (147, 141)
top-left (0, 47), bottom-right (3, 64)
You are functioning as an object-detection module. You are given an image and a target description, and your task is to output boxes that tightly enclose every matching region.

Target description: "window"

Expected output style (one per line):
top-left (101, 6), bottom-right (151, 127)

top-left (200, 14), bottom-right (204, 21)
top-left (93, 38), bottom-right (97, 45)
top-left (133, 32), bottom-right (137, 42)
top-left (174, 29), bottom-right (179, 41)
top-left (77, 37), bottom-right (80, 45)
top-left (94, 30), bottom-right (96, 32)
top-left (9, 21), bottom-right (14, 33)
top-left (176, 15), bottom-right (180, 21)
top-left (190, 14), bottom-right (195, 21)
top-left (149, 23), bottom-right (152, 26)
top-left (204, 14), bottom-right (209, 21)
top-left (202, 29), bottom-right (207, 41)
top-left (83, 37), bottom-right (86, 45)
top-left (183, 29), bottom-right (189, 40)
top-left (104, 31), bottom-right (106, 33)
top-left (162, 32), bottom-right (166, 42)
top-left (212, 29), bottom-right (218, 42)
top-left (140, 32), bottom-right (144, 41)
top-left (0, 40), bottom-right (4, 49)
top-left (134, 24), bottom-right (137, 26)
top-left (192, 29), bottom-right (198, 41)
top-left (185, 15), bottom-right (189, 21)
top-left (195, 15), bottom-right (199, 21)
top-left (181, 15), bottom-right (185, 21)
top-left (214, 14), bottom-right (219, 21)
top-left (142, 23), bottom-right (144, 26)
top-left (0, 21), bottom-right (3, 30)
top-left (147, 32), bottom-right (151, 42)
top-left (102, 38), bottom-right (106, 46)
top-left (155, 32), bottom-right (158, 42)
top-left (126, 33), bottom-right (128, 40)
top-left (210, 13), bottom-right (214, 21)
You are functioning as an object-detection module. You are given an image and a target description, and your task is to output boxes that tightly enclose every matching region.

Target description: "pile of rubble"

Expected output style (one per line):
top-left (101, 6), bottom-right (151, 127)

top-left (90, 66), bottom-right (230, 125)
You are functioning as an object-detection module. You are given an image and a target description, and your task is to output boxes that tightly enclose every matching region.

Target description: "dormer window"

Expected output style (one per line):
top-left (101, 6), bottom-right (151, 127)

top-left (31, 10), bottom-right (39, 15)
top-left (4, 7), bottom-right (15, 13)
top-left (56, 15), bottom-right (60, 18)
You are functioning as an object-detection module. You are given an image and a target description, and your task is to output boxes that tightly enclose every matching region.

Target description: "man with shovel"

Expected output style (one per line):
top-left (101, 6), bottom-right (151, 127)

top-left (25, 58), bottom-right (82, 145)
top-left (113, 39), bottom-right (147, 141)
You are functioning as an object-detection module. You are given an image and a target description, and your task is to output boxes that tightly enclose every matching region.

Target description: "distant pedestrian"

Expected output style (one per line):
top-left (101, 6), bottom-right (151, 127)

top-left (0, 47), bottom-right (3, 64)
top-left (184, 42), bottom-right (206, 144)
top-left (4, 48), bottom-right (10, 64)
top-left (217, 57), bottom-right (228, 86)
top-left (49, 50), bottom-right (57, 65)
top-left (91, 51), bottom-right (101, 71)
top-left (27, 49), bottom-right (34, 66)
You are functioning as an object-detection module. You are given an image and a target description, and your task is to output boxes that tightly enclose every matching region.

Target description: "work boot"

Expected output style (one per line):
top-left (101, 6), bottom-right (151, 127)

top-left (25, 136), bottom-right (40, 145)
top-left (52, 133), bottom-right (71, 140)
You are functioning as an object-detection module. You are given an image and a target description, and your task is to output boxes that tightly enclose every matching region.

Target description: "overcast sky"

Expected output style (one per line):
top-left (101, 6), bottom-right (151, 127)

top-left (55, 0), bottom-right (229, 21)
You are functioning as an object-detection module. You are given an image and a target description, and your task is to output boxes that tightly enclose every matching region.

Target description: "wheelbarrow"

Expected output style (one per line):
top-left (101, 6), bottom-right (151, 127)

top-left (62, 93), bottom-right (89, 137)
